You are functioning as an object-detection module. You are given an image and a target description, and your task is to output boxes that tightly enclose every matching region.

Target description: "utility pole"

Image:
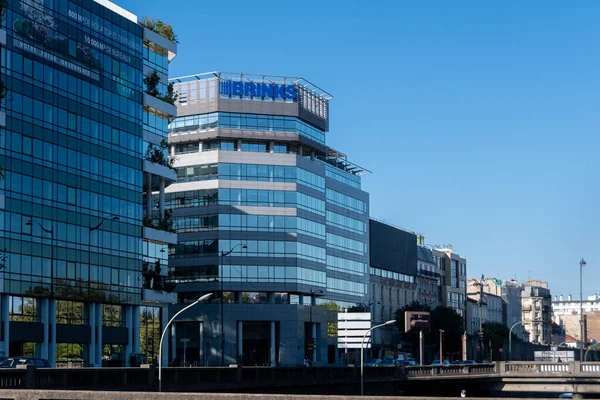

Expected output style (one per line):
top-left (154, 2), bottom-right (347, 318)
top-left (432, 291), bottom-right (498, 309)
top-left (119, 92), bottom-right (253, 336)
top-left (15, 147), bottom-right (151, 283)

top-left (580, 258), bottom-right (586, 362)
top-left (439, 329), bottom-right (444, 362)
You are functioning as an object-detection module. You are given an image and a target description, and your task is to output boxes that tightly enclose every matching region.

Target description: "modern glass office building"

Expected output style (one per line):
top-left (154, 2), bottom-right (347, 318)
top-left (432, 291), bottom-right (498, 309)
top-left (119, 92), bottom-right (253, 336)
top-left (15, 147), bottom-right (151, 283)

top-left (0, 0), bottom-right (177, 366)
top-left (166, 72), bottom-right (370, 366)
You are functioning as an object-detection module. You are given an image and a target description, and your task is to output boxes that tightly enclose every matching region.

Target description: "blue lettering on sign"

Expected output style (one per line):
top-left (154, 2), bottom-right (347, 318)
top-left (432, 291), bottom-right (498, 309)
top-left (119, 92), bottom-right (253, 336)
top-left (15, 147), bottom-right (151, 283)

top-left (219, 80), bottom-right (297, 100)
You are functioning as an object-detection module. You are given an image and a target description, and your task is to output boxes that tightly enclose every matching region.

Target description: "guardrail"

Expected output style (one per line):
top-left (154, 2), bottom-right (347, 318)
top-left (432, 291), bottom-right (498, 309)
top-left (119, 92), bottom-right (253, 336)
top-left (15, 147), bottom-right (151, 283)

top-left (405, 363), bottom-right (496, 377)
top-left (0, 365), bottom-right (403, 391)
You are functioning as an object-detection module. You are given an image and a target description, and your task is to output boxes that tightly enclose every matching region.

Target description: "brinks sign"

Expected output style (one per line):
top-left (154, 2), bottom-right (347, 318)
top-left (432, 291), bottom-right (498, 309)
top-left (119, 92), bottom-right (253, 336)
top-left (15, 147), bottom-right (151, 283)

top-left (219, 80), bottom-right (297, 100)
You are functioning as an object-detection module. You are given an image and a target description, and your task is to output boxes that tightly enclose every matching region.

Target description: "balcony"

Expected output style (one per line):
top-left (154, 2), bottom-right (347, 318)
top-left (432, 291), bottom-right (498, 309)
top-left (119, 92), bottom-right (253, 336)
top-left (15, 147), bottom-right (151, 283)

top-left (143, 92), bottom-right (176, 117)
top-left (418, 269), bottom-right (440, 279)
top-left (142, 27), bottom-right (177, 61)
top-left (143, 288), bottom-right (177, 305)
top-left (143, 159), bottom-right (176, 181)
top-left (143, 226), bottom-right (177, 245)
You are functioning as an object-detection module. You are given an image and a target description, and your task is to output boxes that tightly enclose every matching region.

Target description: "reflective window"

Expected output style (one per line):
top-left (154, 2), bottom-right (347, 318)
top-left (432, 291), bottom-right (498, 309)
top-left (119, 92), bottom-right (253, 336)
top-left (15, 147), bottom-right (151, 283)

top-left (326, 233), bottom-right (367, 255)
top-left (326, 189), bottom-right (366, 214)
top-left (326, 210), bottom-right (365, 234)
top-left (169, 112), bottom-right (326, 144)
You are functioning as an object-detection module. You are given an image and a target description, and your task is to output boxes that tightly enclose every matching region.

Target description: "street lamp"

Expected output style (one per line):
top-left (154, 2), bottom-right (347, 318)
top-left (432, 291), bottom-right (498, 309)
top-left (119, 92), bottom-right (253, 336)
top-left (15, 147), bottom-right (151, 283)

top-left (220, 244), bottom-right (247, 366)
top-left (26, 219), bottom-right (54, 296)
top-left (158, 293), bottom-right (212, 392)
top-left (361, 319), bottom-right (395, 396)
top-left (584, 341), bottom-right (600, 361)
top-left (509, 319), bottom-right (541, 361)
top-left (580, 258), bottom-right (586, 362)
top-left (88, 215), bottom-right (119, 252)
top-left (308, 289), bottom-right (324, 364)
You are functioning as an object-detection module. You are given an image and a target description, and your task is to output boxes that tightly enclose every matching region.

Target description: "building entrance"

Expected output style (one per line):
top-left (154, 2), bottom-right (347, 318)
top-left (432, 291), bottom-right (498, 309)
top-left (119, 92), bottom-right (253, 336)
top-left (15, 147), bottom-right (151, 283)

top-left (242, 321), bottom-right (274, 366)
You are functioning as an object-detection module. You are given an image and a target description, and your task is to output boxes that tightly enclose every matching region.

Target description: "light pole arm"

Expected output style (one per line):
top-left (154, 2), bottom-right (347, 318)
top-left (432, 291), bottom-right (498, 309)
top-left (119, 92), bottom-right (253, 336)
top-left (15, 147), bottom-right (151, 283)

top-left (159, 299), bottom-right (200, 392)
top-left (584, 341), bottom-right (600, 362)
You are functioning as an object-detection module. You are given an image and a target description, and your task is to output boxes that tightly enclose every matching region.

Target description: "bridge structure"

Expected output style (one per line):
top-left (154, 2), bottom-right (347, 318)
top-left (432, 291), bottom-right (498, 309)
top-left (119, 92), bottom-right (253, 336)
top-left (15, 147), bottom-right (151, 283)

top-left (0, 362), bottom-right (599, 398)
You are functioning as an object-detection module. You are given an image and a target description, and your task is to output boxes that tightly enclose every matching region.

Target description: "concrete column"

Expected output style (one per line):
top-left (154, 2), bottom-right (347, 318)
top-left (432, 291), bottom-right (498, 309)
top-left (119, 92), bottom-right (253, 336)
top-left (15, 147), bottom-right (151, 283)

top-left (145, 171), bottom-right (152, 218)
top-left (297, 144), bottom-right (303, 157)
top-left (124, 306), bottom-right (133, 366)
top-left (170, 144), bottom-right (175, 157)
top-left (312, 322), bottom-right (317, 363)
top-left (96, 303), bottom-right (103, 367)
top-left (170, 322), bottom-right (176, 367)
top-left (310, 150), bottom-right (315, 160)
top-left (198, 141), bottom-right (203, 152)
top-left (159, 177), bottom-right (166, 219)
top-left (48, 299), bottom-right (56, 367)
top-left (132, 306), bottom-right (141, 356)
top-left (160, 307), bottom-right (169, 368)
top-left (269, 141), bottom-right (274, 153)
top-left (270, 321), bottom-right (276, 367)
top-left (1, 294), bottom-right (9, 357)
top-left (237, 321), bottom-right (243, 361)
top-left (39, 299), bottom-right (49, 360)
top-left (88, 303), bottom-right (96, 367)
top-left (236, 139), bottom-right (242, 151)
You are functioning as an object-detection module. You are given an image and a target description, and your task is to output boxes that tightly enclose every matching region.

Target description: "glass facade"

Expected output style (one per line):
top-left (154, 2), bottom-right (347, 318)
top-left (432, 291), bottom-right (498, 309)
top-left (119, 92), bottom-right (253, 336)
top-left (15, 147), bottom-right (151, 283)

top-left (168, 74), bottom-right (369, 309)
top-left (169, 112), bottom-right (326, 144)
top-left (1, 0), bottom-right (144, 303)
top-left (0, 0), bottom-right (177, 365)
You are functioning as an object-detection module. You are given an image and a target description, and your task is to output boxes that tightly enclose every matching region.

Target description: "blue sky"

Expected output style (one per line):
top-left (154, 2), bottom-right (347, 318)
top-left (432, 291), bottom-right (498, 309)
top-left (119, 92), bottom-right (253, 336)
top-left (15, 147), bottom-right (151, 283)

top-left (123, 0), bottom-right (600, 297)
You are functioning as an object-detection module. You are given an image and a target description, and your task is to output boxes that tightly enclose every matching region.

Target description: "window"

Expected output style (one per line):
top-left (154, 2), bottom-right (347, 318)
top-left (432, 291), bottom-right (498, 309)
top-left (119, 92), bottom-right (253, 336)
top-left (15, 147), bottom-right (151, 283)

top-left (241, 141), bottom-right (268, 152)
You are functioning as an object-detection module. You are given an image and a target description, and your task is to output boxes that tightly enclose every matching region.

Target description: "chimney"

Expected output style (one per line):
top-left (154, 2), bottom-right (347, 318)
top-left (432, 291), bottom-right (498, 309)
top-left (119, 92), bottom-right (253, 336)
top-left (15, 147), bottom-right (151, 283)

top-left (554, 295), bottom-right (558, 302)
top-left (568, 294), bottom-right (572, 301)
top-left (559, 295), bottom-right (564, 301)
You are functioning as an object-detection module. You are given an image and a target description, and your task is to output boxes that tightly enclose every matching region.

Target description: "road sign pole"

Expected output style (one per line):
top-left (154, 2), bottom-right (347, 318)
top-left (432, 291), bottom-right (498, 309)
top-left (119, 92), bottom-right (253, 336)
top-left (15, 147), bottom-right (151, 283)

top-left (419, 329), bottom-right (423, 366)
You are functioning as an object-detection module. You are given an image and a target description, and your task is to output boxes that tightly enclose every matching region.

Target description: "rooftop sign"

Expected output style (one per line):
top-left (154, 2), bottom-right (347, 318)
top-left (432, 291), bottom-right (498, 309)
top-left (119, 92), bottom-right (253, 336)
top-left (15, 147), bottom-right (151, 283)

top-left (219, 80), bottom-right (297, 100)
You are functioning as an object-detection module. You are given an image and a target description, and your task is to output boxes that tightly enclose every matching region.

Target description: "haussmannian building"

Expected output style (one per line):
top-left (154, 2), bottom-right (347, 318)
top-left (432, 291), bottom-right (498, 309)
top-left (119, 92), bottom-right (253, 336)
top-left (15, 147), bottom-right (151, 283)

top-left (0, 0), bottom-right (177, 366)
top-left (164, 73), bottom-right (370, 366)
top-left (368, 219), bottom-right (418, 356)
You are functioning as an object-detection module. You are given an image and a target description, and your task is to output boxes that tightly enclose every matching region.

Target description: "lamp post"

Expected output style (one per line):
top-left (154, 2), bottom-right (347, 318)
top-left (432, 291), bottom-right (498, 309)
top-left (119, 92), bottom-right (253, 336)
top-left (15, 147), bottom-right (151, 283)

top-left (580, 258), bottom-right (586, 362)
top-left (26, 219), bottom-right (54, 296)
top-left (159, 293), bottom-right (212, 392)
top-left (361, 319), bottom-right (395, 396)
top-left (509, 321), bottom-right (522, 362)
top-left (584, 341), bottom-right (600, 362)
top-left (308, 289), bottom-right (324, 364)
top-left (509, 319), bottom-right (541, 361)
top-left (220, 244), bottom-right (247, 366)
top-left (88, 215), bottom-right (120, 251)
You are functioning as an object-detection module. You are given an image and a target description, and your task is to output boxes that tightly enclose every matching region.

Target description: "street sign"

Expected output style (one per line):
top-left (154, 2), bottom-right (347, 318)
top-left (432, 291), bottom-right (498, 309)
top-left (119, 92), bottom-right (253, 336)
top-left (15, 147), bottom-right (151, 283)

top-left (337, 312), bottom-right (372, 349)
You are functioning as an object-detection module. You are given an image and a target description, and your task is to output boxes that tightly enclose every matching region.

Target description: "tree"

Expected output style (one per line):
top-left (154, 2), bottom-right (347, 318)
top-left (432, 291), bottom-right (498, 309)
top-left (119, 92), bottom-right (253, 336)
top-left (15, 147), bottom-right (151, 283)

top-left (429, 306), bottom-right (464, 355)
top-left (319, 301), bottom-right (341, 337)
top-left (482, 322), bottom-right (510, 360)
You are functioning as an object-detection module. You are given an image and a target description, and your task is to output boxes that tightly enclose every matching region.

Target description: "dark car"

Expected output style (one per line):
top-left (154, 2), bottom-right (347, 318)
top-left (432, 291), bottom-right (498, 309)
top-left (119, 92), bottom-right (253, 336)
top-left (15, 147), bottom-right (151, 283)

top-left (0, 357), bottom-right (50, 368)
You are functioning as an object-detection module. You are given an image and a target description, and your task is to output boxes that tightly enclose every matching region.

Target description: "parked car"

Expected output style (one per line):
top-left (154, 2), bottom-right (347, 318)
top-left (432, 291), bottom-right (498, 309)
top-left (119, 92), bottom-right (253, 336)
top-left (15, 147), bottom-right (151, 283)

top-left (431, 359), bottom-right (450, 366)
top-left (481, 359), bottom-right (491, 363)
top-left (450, 360), bottom-right (462, 365)
top-left (461, 360), bottom-right (476, 364)
top-left (0, 357), bottom-right (50, 368)
top-left (404, 360), bottom-right (419, 366)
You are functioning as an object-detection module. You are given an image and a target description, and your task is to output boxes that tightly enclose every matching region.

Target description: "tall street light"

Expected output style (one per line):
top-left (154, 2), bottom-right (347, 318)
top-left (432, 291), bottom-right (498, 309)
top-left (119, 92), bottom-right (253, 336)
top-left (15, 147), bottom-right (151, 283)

top-left (220, 243), bottom-right (247, 366)
top-left (308, 289), bottom-right (324, 364)
top-left (361, 319), bottom-right (395, 396)
top-left (158, 293), bottom-right (212, 392)
top-left (580, 258), bottom-right (586, 362)
top-left (88, 215), bottom-right (119, 255)
top-left (509, 319), bottom-right (541, 361)
top-left (26, 219), bottom-right (54, 296)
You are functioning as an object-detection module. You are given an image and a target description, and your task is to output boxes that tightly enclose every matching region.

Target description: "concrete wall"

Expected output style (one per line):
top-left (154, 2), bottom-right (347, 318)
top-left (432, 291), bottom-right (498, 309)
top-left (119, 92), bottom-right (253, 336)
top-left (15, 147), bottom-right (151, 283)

top-left (0, 392), bottom-right (554, 400)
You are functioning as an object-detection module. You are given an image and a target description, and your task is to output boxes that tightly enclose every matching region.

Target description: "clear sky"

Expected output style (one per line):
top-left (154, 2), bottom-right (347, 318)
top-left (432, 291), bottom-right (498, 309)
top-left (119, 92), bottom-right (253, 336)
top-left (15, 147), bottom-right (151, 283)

top-left (123, 0), bottom-right (600, 298)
